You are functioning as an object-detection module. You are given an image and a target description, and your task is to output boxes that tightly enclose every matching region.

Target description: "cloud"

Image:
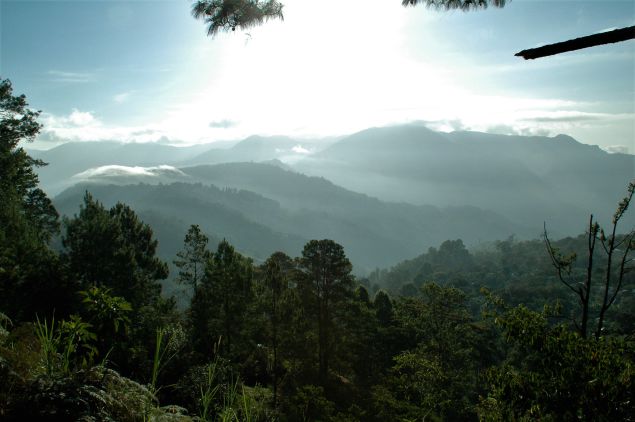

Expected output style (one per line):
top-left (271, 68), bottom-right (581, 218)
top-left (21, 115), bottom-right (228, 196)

top-left (422, 119), bottom-right (467, 132)
top-left (521, 112), bottom-right (603, 123)
top-left (68, 109), bottom-right (97, 126)
top-left (73, 165), bottom-right (185, 180)
top-left (604, 145), bottom-right (630, 154)
top-left (48, 70), bottom-right (93, 83)
top-left (486, 124), bottom-right (550, 137)
top-left (33, 130), bottom-right (67, 144)
top-left (209, 119), bottom-right (238, 129)
top-left (291, 145), bottom-right (311, 154)
top-left (38, 109), bottom-right (161, 145)
top-left (113, 92), bottom-right (132, 103)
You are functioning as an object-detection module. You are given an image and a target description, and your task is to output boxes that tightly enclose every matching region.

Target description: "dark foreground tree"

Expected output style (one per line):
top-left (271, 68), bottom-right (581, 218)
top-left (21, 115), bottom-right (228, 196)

top-left (174, 224), bottom-right (210, 295)
top-left (254, 251), bottom-right (297, 408)
top-left (298, 239), bottom-right (354, 386)
top-left (190, 239), bottom-right (253, 358)
top-left (63, 193), bottom-right (168, 309)
top-left (0, 79), bottom-right (67, 320)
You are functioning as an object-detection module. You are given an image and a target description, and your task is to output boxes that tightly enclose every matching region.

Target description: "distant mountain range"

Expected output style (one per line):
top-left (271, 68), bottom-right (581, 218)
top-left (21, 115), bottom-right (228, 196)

top-left (35, 124), bottom-right (634, 273)
top-left (54, 163), bottom-right (527, 274)
top-left (30, 135), bottom-right (334, 195)
top-left (296, 125), bottom-right (634, 233)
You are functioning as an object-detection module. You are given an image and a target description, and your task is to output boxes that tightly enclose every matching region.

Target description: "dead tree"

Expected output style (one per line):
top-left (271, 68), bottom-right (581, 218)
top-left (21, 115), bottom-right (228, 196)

top-left (544, 181), bottom-right (634, 338)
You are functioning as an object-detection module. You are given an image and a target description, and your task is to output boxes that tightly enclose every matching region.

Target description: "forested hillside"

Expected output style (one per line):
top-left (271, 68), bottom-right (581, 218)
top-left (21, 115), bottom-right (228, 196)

top-left (298, 124), bottom-right (635, 234)
top-left (2, 79), bottom-right (634, 421)
top-left (32, 123), bottom-right (634, 242)
top-left (53, 165), bottom-right (528, 274)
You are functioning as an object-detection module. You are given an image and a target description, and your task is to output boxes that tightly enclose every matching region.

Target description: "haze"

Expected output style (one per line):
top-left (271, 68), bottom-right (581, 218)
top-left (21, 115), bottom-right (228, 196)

top-left (2, 0), bottom-right (634, 153)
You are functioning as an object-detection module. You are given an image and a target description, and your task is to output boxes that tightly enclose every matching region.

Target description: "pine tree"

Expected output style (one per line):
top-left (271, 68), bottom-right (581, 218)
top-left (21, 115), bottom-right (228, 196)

top-left (174, 224), bottom-right (210, 295)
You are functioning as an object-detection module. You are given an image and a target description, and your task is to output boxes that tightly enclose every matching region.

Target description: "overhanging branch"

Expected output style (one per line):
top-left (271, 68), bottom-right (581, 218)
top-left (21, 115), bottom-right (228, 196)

top-left (515, 26), bottom-right (635, 60)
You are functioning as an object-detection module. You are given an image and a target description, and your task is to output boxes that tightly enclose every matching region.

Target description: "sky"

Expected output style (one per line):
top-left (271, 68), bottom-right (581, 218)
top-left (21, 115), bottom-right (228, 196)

top-left (1, 0), bottom-right (634, 152)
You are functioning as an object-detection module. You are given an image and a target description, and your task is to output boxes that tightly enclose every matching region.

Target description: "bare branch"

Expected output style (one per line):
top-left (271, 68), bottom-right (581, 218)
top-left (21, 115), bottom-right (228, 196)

top-left (515, 26), bottom-right (635, 60)
top-left (607, 241), bottom-right (632, 308)
top-left (544, 223), bottom-right (582, 299)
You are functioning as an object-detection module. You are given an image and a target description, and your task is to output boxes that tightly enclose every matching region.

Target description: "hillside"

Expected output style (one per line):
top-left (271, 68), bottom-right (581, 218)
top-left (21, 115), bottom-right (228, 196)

top-left (295, 124), bottom-right (635, 235)
top-left (54, 165), bottom-right (530, 273)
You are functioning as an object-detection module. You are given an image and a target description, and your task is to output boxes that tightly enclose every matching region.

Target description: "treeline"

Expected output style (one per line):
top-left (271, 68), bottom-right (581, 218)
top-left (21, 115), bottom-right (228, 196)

top-left (1, 78), bottom-right (634, 421)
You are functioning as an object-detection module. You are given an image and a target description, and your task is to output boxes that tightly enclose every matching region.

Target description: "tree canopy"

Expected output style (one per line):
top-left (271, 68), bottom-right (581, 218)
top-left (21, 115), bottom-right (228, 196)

top-left (191, 0), bottom-right (507, 36)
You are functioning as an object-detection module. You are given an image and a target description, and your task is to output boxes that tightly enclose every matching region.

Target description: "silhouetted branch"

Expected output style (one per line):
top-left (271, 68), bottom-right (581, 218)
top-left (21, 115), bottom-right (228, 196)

top-left (544, 223), bottom-right (582, 299)
top-left (515, 26), bottom-right (635, 60)
top-left (192, 0), bottom-right (284, 36)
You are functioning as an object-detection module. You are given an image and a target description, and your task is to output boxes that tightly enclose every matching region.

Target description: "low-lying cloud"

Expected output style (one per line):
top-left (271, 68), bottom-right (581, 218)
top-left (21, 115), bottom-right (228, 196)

top-left (604, 145), bottom-right (630, 154)
top-left (73, 165), bottom-right (185, 180)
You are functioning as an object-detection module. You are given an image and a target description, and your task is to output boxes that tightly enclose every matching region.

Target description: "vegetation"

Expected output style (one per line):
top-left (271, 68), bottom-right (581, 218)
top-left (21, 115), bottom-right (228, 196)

top-left (190, 0), bottom-right (507, 36)
top-left (1, 79), bottom-right (634, 420)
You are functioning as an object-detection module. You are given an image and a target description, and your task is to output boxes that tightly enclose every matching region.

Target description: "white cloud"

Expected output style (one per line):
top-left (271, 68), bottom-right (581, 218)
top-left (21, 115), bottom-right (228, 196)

top-left (603, 145), bottom-right (630, 154)
top-left (68, 109), bottom-right (97, 126)
top-left (113, 92), bottom-right (132, 103)
top-left (73, 165), bottom-right (185, 180)
top-left (48, 70), bottom-right (93, 83)
top-left (292, 145), bottom-right (311, 154)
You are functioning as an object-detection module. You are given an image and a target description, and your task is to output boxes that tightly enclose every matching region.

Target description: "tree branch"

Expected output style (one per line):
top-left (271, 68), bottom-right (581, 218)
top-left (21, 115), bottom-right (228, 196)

top-left (515, 26), bottom-right (635, 60)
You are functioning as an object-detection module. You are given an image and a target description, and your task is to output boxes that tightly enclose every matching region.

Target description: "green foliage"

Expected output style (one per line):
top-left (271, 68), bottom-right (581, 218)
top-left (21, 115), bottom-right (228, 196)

top-left (0, 79), bottom-right (55, 238)
top-left (190, 239), bottom-right (253, 358)
top-left (34, 315), bottom-right (97, 376)
top-left (388, 283), bottom-right (481, 420)
top-left (190, 0), bottom-right (506, 37)
top-left (253, 251), bottom-right (298, 407)
top-left (150, 325), bottom-right (185, 394)
top-left (283, 384), bottom-right (335, 422)
top-left (298, 239), bottom-right (354, 385)
top-left (63, 193), bottom-right (168, 309)
top-left (0, 312), bottom-right (12, 344)
top-left (174, 224), bottom-right (211, 294)
top-left (7, 365), bottom-right (168, 422)
top-left (481, 295), bottom-right (635, 420)
top-left (192, 0), bottom-right (284, 36)
top-left (0, 79), bottom-right (64, 322)
top-left (81, 286), bottom-right (132, 336)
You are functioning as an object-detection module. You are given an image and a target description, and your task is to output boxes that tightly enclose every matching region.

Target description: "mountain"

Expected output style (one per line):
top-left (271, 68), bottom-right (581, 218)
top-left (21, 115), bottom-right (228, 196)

top-left (54, 163), bottom-right (530, 274)
top-left (30, 141), bottom-right (217, 194)
top-left (185, 135), bottom-right (337, 165)
top-left (30, 135), bottom-right (337, 195)
top-left (295, 124), bottom-right (635, 235)
top-left (42, 124), bottom-right (634, 272)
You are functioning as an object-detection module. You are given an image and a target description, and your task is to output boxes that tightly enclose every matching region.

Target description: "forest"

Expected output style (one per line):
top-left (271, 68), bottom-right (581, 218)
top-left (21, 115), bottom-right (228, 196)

top-left (1, 77), bottom-right (634, 421)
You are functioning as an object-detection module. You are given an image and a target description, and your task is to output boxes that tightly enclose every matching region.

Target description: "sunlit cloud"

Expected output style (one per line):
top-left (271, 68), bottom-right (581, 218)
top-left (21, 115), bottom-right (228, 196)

top-left (73, 165), bottom-right (185, 180)
top-left (291, 145), bottom-right (310, 154)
